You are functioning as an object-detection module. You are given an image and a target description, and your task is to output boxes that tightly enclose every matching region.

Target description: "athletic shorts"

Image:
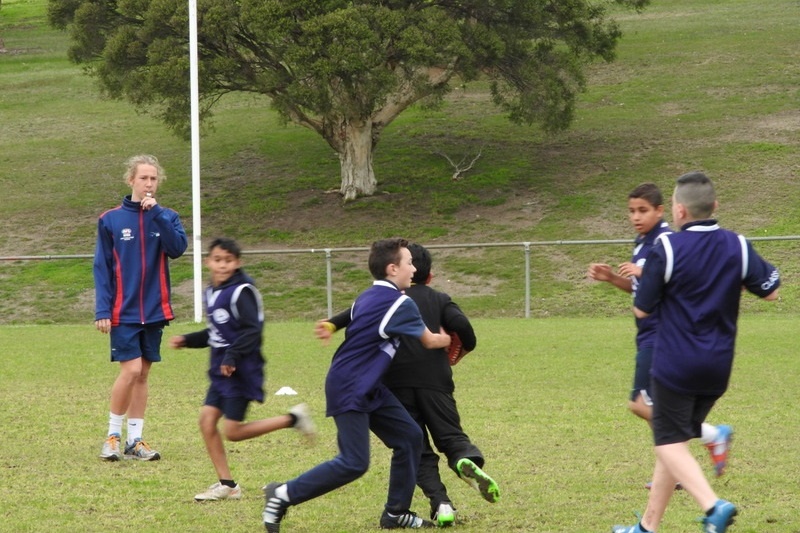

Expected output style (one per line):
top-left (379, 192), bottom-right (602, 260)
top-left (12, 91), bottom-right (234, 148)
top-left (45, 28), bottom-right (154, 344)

top-left (110, 322), bottom-right (166, 363)
top-left (630, 346), bottom-right (654, 404)
top-left (204, 387), bottom-right (250, 422)
top-left (651, 378), bottom-right (720, 446)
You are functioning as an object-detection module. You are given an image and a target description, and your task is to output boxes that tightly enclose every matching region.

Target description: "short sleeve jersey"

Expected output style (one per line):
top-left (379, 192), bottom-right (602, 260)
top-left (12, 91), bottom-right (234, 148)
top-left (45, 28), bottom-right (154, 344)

top-left (325, 280), bottom-right (426, 416)
top-left (205, 277), bottom-right (265, 402)
top-left (631, 220), bottom-right (671, 349)
top-left (635, 220), bottom-right (780, 395)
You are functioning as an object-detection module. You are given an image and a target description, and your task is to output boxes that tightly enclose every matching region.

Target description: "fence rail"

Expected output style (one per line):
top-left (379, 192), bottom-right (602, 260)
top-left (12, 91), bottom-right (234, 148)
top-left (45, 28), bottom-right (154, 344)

top-left (3, 235), bottom-right (798, 320)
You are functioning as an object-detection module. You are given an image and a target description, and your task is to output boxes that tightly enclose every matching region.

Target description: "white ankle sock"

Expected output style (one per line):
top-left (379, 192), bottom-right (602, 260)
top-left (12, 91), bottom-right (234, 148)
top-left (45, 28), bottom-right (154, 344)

top-left (127, 418), bottom-right (144, 445)
top-left (108, 412), bottom-right (124, 437)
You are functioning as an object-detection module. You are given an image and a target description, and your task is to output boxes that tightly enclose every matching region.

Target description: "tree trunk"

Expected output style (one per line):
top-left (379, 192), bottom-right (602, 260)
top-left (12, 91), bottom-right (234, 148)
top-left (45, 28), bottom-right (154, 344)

top-left (337, 120), bottom-right (377, 201)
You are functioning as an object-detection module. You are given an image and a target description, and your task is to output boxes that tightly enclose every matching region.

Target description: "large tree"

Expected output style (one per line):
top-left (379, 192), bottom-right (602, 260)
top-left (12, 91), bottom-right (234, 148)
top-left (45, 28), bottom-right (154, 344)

top-left (49, 0), bottom-right (648, 200)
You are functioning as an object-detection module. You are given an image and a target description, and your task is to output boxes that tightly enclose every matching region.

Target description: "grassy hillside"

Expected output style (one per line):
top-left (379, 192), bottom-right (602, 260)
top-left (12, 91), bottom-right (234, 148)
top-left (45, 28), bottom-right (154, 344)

top-left (1, 0), bottom-right (798, 324)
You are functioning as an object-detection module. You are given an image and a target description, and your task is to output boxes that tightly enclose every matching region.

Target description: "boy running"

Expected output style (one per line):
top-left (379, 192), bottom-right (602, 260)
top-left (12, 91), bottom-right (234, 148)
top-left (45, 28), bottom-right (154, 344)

top-left (261, 238), bottom-right (451, 531)
top-left (612, 171), bottom-right (780, 533)
top-left (169, 238), bottom-right (315, 501)
top-left (588, 183), bottom-right (731, 481)
top-left (318, 243), bottom-right (500, 526)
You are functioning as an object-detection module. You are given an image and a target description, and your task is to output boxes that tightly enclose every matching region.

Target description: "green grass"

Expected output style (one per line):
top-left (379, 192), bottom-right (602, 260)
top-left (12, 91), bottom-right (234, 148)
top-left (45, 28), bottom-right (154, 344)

top-left (2, 0), bottom-right (800, 324)
top-left (0, 316), bottom-right (798, 532)
top-left (1, 2), bottom-right (797, 529)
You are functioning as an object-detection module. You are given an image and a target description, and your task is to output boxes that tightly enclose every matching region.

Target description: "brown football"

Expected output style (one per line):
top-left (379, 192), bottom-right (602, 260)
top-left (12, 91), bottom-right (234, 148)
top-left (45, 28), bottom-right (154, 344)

top-left (447, 331), bottom-right (466, 365)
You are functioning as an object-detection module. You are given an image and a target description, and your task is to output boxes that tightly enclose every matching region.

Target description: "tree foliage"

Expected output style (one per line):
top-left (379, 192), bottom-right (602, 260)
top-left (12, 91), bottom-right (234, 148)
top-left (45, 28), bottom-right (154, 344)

top-left (49, 0), bottom-right (649, 200)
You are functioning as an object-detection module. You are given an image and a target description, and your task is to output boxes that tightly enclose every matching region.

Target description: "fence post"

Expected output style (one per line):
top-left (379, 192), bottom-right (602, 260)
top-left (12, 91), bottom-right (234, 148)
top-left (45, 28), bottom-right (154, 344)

top-left (524, 242), bottom-right (531, 318)
top-left (325, 249), bottom-right (333, 318)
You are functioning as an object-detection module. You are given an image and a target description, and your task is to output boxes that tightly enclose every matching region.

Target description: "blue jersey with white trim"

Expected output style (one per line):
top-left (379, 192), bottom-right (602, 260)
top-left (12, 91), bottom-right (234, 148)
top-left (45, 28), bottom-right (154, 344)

top-left (635, 220), bottom-right (779, 395)
top-left (204, 269), bottom-right (265, 402)
top-left (325, 280), bottom-right (426, 416)
top-left (631, 220), bottom-right (671, 349)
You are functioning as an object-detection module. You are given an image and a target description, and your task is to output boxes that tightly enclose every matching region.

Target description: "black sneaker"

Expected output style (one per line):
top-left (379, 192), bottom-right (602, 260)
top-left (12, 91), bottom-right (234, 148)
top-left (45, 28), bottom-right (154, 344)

top-left (380, 510), bottom-right (435, 529)
top-left (262, 482), bottom-right (289, 533)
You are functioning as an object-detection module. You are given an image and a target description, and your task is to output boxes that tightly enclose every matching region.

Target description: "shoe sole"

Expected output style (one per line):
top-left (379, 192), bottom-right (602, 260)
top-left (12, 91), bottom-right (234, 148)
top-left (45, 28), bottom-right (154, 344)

top-left (124, 454), bottom-right (161, 461)
top-left (436, 514), bottom-right (455, 527)
top-left (457, 459), bottom-right (500, 503)
top-left (195, 495), bottom-right (242, 501)
top-left (99, 454), bottom-right (122, 461)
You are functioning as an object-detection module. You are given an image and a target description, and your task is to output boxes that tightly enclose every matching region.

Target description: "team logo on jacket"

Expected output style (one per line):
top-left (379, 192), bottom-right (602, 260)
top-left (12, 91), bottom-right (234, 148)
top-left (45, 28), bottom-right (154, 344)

top-left (213, 308), bottom-right (231, 324)
top-left (121, 228), bottom-right (134, 241)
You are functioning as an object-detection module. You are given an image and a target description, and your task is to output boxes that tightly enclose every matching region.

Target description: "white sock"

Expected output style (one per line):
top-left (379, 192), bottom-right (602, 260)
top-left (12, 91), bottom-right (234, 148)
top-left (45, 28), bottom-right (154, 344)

top-left (127, 418), bottom-right (144, 445)
top-left (108, 412), bottom-right (124, 437)
top-left (275, 484), bottom-right (290, 502)
top-left (700, 423), bottom-right (718, 445)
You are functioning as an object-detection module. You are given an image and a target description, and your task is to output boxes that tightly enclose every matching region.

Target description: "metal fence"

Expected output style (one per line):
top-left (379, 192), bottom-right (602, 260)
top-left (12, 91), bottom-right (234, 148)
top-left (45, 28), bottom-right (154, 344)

top-left (3, 235), bottom-right (797, 321)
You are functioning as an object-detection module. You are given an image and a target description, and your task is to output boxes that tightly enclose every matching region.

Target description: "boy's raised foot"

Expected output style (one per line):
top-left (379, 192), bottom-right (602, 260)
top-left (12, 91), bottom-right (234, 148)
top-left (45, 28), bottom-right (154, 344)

top-left (289, 403), bottom-right (317, 440)
top-left (99, 433), bottom-right (123, 461)
top-left (262, 482), bottom-right (290, 533)
top-left (432, 502), bottom-right (455, 527)
top-left (705, 425), bottom-right (733, 477)
top-left (194, 482), bottom-right (242, 501)
top-left (124, 438), bottom-right (161, 461)
top-left (379, 510), bottom-right (435, 529)
top-left (456, 458), bottom-right (500, 503)
top-left (701, 499), bottom-right (737, 533)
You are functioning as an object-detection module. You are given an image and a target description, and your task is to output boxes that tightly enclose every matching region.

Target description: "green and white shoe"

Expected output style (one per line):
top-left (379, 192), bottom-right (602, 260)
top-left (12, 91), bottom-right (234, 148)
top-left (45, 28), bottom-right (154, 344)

top-left (433, 502), bottom-right (455, 527)
top-left (456, 458), bottom-right (500, 503)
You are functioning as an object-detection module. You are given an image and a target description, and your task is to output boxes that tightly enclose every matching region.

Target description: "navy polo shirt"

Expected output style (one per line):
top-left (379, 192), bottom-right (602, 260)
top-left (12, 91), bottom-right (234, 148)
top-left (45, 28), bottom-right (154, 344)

top-left (325, 280), bottom-right (426, 417)
top-left (631, 220), bottom-right (672, 349)
top-left (635, 220), bottom-right (779, 395)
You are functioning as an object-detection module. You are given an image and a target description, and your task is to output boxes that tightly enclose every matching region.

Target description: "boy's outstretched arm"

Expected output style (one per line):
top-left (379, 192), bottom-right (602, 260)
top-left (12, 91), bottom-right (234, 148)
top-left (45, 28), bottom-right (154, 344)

top-left (588, 262), bottom-right (634, 293)
top-left (420, 327), bottom-right (451, 350)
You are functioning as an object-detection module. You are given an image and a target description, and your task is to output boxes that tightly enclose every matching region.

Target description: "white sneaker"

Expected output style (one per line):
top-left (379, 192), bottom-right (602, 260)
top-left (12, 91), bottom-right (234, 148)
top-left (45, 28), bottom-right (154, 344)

top-left (123, 438), bottom-right (161, 461)
top-left (194, 482), bottom-right (243, 501)
top-left (433, 502), bottom-right (456, 527)
top-left (289, 403), bottom-right (317, 440)
top-left (99, 433), bottom-right (123, 461)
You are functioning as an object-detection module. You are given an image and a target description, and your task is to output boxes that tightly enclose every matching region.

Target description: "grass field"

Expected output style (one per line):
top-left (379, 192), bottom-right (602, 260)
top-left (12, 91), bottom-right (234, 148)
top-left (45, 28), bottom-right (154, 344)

top-left (1, 317), bottom-right (798, 532)
top-left (1, 2), bottom-right (798, 530)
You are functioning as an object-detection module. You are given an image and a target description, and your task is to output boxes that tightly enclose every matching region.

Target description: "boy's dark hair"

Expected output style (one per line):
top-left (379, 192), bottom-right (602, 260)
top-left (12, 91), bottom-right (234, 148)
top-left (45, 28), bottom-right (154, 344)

top-left (628, 182), bottom-right (663, 207)
top-left (675, 171), bottom-right (716, 219)
top-left (368, 237), bottom-right (408, 280)
top-left (409, 243), bottom-right (432, 284)
top-left (208, 237), bottom-right (242, 258)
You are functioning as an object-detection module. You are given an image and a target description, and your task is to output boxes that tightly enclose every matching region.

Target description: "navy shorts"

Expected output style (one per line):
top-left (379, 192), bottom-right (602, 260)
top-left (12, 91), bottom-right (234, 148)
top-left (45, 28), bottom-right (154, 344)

top-left (651, 378), bottom-right (719, 446)
top-left (110, 322), bottom-right (166, 363)
top-left (204, 387), bottom-right (250, 422)
top-left (630, 345), bottom-right (654, 404)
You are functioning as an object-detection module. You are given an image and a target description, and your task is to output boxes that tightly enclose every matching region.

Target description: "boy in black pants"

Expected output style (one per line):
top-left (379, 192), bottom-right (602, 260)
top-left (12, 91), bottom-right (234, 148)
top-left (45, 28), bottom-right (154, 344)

top-left (263, 238), bottom-right (452, 532)
top-left (319, 243), bottom-right (500, 527)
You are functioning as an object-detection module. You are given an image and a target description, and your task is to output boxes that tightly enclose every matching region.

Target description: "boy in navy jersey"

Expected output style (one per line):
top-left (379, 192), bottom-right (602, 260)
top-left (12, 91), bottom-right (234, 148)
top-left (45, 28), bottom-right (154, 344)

top-left (589, 184), bottom-right (731, 483)
top-left (318, 243), bottom-right (499, 526)
top-left (169, 238), bottom-right (316, 502)
top-left (261, 238), bottom-right (452, 531)
top-left (613, 172), bottom-right (780, 533)
top-left (94, 154), bottom-right (187, 461)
